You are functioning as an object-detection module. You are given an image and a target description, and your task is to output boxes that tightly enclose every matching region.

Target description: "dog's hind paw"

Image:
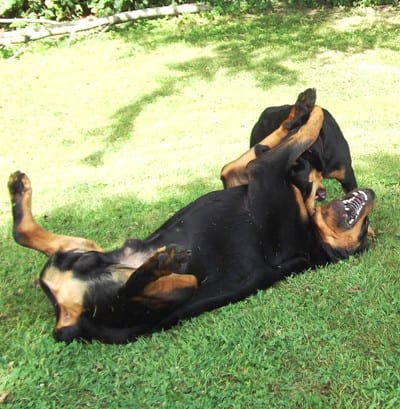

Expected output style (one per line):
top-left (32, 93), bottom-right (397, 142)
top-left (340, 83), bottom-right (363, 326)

top-left (295, 88), bottom-right (316, 111)
top-left (284, 88), bottom-right (317, 131)
top-left (8, 171), bottom-right (31, 198)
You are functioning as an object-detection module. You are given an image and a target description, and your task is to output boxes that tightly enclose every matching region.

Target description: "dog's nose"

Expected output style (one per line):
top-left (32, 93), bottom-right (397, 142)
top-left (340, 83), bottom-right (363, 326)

top-left (316, 187), bottom-right (326, 201)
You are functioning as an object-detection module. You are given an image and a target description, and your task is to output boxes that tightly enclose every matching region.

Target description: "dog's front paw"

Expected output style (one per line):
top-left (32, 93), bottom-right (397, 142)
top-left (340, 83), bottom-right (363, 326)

top-left (118, 244), bottom-right (192, 298)
top-left (154, 244), bottom-right (192, 275)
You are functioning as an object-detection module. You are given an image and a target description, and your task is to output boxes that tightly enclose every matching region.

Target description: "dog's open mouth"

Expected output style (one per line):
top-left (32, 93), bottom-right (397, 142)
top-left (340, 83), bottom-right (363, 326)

top-left (340, 189), bottom-right (374, 227)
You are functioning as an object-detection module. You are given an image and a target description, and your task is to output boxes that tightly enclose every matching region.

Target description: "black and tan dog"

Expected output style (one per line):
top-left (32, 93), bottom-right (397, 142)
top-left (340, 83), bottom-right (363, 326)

top-left (221, 89), bottom-right (357, 204)
top-left (8, 95), bottom-right (374, 343)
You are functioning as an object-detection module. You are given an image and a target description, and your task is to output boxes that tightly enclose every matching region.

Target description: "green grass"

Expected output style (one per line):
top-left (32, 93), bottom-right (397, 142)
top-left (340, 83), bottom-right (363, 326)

top-left (1, 6), bottom-right (400, 408)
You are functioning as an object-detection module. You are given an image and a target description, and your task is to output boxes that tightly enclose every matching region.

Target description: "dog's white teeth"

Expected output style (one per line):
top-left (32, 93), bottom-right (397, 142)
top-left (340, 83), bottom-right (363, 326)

top-left (360, 190), bottom-right (368, 201)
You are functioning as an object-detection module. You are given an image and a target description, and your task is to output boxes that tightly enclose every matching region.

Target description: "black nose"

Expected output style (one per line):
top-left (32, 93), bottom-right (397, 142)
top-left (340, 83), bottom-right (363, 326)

top-left (364, 188), bottom-right (376, 201)
top-left (316, 187), bottom-right (326, 201)
top-left (53, 325), bottom-right (80, 343)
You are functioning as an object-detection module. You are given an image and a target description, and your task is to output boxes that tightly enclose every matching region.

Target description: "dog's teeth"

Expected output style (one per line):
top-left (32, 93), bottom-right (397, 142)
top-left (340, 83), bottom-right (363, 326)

top-left (360, 191), bottom-right (368, 201)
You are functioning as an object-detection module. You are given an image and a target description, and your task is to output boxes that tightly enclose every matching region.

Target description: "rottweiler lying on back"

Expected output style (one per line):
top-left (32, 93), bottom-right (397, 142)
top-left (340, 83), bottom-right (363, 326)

top-left (8, 89), bottom-right (375, 343)
top-left (221, 88), bottom-right (357, 205)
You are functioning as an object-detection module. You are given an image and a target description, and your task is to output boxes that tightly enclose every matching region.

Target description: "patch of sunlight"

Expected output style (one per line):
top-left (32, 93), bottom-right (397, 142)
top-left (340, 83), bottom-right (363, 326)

top-left (357, 62), bottom-right (400, 75)
top-left (330, 7), bottom-right (380, 32)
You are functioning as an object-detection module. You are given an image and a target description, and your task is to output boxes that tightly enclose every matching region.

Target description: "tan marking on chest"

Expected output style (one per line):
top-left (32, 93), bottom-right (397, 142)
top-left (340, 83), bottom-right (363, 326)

top-left (41, 266), bottom-right (87, 329)
top-left (292, 185), bottom-right (308, 222)
top-left (327, 167), bottom-right (346, 181)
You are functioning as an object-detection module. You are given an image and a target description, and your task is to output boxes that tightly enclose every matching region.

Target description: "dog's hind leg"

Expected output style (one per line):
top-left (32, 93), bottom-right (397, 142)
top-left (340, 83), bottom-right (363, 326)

top-left (247, 106), bottom-right (324, 226)
top-left (8, 171), bottom-right (103, 256)
top-left (220, 88), bottom-right (316, 188)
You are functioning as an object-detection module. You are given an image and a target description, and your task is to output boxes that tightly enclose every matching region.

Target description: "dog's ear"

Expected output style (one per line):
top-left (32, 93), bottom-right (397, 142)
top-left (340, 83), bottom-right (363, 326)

top-left (8, 171), bottom-right (103, 256)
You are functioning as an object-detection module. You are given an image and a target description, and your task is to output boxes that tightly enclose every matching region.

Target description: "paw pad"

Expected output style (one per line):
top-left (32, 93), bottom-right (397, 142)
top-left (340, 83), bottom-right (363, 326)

top-left (8, 171), bottom-right (30, 196)
top-left (156, 244), bottom-right (191, 273)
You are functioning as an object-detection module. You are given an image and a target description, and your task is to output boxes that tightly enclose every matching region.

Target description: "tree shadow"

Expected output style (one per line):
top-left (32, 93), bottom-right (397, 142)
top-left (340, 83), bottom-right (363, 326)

top-left (114, 9), bottom-right (399, 87)
top-left (81, 78), bottom-right (178, 166)
top-left (41, 176), bottom-right (216, 247)
top-left (81, 9), bottom-right (400, 166)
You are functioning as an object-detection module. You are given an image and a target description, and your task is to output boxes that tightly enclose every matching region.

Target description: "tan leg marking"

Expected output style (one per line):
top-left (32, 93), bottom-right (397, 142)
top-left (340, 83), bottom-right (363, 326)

top-left (132, 274), bottom-right (198, 308)
top-left (8, 171), bottom-right (103, 256)
top-left (220, 104), bottom-right (302, 188)
top-left (292, 185), bottom-right (308, 222)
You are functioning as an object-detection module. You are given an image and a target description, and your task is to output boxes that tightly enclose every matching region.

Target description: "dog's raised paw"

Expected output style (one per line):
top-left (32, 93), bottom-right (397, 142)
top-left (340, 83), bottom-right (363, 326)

top-left (155, 244), bottom-right (192, 274)
top-left (296, 88), bottom-right (316, 111)
top-left (8, 171), bottom-right (31, 197)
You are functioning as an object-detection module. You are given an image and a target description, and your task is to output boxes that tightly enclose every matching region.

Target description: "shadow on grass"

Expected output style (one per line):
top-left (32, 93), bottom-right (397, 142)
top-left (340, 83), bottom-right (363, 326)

top-left (40, 176), bottom-right (215, 247)
top-left (81, 9), bottom-right (400, 166)
top-left (82, 78), bottom-right (178, 166)
top-left (115, 9), bottom-right (400, 87)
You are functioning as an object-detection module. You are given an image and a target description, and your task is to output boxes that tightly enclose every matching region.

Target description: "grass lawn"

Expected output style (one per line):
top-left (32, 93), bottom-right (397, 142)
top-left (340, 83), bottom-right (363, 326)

top-left (0, 5), bottom-right (399, 408)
